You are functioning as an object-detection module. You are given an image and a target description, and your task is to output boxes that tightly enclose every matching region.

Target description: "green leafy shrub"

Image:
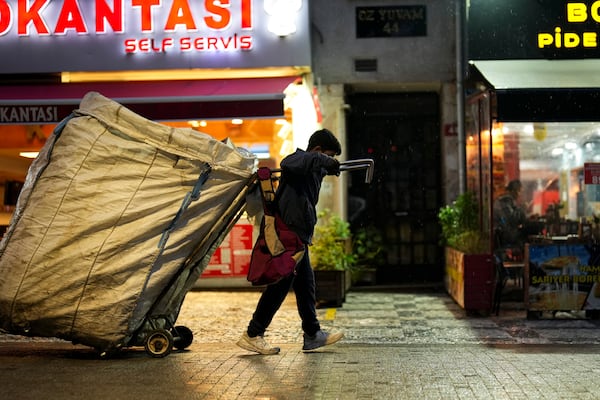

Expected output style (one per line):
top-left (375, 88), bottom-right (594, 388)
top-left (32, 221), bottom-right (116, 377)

top-left (351, 225), bottom-right (385, 267)
top-left (311, 209), bottom-right (355, 271)
top-left (438, 191), bottom-right (487, 254)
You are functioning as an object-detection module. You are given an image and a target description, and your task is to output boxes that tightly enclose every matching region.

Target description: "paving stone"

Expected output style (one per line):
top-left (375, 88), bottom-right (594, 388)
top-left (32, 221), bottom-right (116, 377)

top-left (2, 288), bottom-right (600, 399)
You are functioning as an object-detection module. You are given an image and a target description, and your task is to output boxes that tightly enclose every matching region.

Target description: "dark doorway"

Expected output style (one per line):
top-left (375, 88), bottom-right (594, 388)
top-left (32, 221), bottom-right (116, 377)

top-left (346, 92), bottom-right (443, 283)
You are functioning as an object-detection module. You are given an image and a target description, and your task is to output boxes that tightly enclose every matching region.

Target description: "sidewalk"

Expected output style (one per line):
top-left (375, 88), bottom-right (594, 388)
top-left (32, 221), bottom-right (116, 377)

top-left (2, 286), bottom-right (600, 399)
top-left (180, 285), bottom-right (600, 346)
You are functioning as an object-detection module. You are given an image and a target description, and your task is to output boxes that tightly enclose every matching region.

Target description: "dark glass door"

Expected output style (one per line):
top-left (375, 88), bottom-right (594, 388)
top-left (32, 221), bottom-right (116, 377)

top-left (346, 92), bottom-right (443, 283)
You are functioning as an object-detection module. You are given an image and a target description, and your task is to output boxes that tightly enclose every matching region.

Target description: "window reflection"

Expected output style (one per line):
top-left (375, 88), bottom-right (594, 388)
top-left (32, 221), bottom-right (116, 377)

top-left (498, 122), bottom-right (600, 222)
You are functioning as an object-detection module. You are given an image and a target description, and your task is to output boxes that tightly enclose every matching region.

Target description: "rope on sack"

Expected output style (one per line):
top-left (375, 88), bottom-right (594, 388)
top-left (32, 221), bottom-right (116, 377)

top-left (157, 164), bottom-right (212, 249)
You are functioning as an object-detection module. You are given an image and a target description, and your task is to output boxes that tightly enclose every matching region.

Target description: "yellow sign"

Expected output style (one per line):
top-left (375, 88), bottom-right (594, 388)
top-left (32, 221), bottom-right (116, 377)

top-left (537, 2), bottom-right (600, 49)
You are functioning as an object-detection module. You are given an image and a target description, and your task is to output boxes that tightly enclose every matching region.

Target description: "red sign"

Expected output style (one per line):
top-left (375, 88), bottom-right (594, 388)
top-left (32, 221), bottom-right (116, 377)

top-left (0, 0), bottom-right (254, 35)
top-left (0, 1), bottom-right (311, 75)
top-left (444, 123), bottom-right (457, 136)
top-left (202, 222), bottom-right (254, 278)
top-left (584, 162), bottom-right (600, 184)
top-left (0, 0), bottom-right (255, 53)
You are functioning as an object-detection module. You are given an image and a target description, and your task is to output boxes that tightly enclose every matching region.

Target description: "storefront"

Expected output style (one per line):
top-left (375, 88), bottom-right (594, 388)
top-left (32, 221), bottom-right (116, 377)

top-left (0, 0), bottom-right (320, 287)
top-left (310, 0), bottom-right (458, 284)
top-left (467, 0), bottom-right (600, 315)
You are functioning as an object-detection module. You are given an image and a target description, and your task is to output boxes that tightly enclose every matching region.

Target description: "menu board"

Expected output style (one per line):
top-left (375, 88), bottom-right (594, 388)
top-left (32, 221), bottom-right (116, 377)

top-left (202, 221), bottom-right (254, 279)
top-left (526, 243), bottom-right (600, 311)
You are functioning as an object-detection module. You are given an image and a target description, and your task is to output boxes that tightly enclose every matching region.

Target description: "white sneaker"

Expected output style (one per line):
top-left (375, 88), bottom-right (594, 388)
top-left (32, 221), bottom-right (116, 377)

top-left (236, 332), bottom-right (280, 355)
top-left (302, 330), bottom-right (344, 351)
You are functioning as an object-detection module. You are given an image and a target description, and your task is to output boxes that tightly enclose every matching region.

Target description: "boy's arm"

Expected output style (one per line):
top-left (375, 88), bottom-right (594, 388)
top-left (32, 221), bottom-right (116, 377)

top-left (321, 155), bottom-right (340, 176)
top-left (281, 151), bottom-right (339, 176)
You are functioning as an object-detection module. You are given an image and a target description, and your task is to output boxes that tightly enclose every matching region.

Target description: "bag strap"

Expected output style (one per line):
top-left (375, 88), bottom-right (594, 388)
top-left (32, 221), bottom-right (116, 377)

top-left (257, 166), bottom-right (283, 217)
top-left (257, 167), bottom-right (276, 204)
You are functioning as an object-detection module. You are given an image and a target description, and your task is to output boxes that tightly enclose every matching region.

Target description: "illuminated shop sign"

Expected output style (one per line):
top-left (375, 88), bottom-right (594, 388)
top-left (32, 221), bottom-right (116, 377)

top-left (0, 0), bottom-right (310, 73)
top-left (0, 106), bottom-right (59, 123)
top-left (0, 0), bottom-right (253, 53)
top-left (538, 2), bottom-right (600, 50)
top-left (469, 0), bottom-right (600, 60)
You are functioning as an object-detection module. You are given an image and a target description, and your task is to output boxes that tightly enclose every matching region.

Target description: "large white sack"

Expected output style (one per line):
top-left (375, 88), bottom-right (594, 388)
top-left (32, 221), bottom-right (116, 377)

top-left (0, 92), bottom-right (257, 351)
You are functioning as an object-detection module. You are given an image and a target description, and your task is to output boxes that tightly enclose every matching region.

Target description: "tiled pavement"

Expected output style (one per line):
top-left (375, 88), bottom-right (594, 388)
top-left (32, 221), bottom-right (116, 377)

top-left (179, 285), bottom-right (600, 346)
top-left (2, 285), bottom-right (600, 399)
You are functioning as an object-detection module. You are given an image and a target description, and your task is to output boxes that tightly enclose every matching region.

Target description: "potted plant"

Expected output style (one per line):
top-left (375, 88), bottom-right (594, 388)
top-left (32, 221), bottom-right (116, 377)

top-left (438, 191), bottom-right (494, 314)
top-left (311, 209), bottom-right (355, 307)
top-left (350, 225), bottom-right (385, 285)
top-left (438, 190), bottom-right (487, 254)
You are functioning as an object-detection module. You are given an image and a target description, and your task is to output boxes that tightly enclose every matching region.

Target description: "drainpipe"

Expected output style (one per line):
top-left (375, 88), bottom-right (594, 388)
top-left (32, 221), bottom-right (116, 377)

top-left (456, 0), bottom-right (467, 194)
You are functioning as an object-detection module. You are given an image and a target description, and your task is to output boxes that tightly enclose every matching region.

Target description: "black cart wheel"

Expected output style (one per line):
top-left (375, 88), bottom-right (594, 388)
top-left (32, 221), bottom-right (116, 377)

top-left (172, 325), bottom-right (194, 350)
top-left (144, 329), bottom-right (173, 358)
top-left (586, 310), bottom-right (600, 320)
top-left (526, 311), bottom-right (542, 320)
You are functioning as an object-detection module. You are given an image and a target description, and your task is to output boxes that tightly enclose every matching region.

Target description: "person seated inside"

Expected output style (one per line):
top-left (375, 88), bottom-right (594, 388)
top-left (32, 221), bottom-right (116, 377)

top-left (494, 180), bottom-right (527, 261)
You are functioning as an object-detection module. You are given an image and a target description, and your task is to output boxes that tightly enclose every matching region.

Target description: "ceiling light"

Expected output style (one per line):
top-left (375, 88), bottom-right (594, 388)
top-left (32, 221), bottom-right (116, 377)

top-left (231, 119), bottom-right (243, 125)
top-left (188, 120), bottom-right (208, 128)
top-left (564, 141), bottom-right (578, 150)
top-left (264, 0), bottom-right (302, 37)
top-left (19, 152), bottom-right (39, 159)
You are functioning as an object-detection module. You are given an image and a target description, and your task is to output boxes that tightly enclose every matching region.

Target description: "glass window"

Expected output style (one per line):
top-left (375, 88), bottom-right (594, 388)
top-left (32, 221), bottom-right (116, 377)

top-left (491, 122), bottom-right (600, 243)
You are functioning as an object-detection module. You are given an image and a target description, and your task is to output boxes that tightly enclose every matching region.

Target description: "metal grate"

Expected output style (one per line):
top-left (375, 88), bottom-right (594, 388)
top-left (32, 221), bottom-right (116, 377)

top-left (347, 92), bottom-right (442, 283)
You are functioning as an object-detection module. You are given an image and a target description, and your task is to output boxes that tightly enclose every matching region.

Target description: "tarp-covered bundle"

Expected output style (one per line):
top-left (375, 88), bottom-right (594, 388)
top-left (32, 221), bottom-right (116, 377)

top-left (0, 92), bottom-right (257, 352)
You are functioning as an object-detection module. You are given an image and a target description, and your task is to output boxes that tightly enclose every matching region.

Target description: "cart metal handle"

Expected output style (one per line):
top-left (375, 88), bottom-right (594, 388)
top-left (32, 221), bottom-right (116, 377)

top-left (339, 159), bottom-right (374, 183)
top-left (270, 158), bottom-right (374, 184)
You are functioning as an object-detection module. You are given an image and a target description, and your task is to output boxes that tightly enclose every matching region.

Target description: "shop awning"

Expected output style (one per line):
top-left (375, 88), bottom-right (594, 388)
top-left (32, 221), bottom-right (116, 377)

top-left (0, 77), bottom-right (299, 124)
top-left (469, 60), bottom-right (600, 122)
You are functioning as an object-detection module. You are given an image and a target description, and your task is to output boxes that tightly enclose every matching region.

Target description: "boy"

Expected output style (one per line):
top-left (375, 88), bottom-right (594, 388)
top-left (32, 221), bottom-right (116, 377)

top-left (237, 129), bottom-right (344, 354)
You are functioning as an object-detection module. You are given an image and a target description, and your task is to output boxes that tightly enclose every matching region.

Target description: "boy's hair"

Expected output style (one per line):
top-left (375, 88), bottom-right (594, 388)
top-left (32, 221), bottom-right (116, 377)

top-left (307, 129), bottom-right (342, 155)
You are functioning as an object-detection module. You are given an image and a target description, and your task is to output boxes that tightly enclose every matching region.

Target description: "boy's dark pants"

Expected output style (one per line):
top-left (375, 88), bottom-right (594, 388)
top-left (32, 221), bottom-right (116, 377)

top-left (247, 251), bottom-right (320, 337)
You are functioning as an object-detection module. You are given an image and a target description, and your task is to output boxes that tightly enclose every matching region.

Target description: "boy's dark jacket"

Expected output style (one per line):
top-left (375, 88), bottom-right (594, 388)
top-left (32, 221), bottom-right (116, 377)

top-left (276, 149), bottom-right (340, 244)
